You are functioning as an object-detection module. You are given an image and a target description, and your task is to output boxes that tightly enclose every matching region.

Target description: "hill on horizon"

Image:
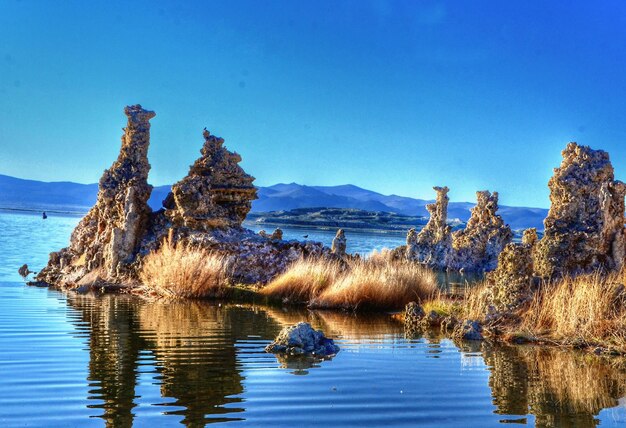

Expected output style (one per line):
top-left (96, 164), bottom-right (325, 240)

top-left (0, 174), bottom-right (548, 230)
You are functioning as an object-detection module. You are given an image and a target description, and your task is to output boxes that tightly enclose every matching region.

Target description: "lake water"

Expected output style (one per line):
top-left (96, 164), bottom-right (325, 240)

top-left (1, 210), bottom-right (626, 427)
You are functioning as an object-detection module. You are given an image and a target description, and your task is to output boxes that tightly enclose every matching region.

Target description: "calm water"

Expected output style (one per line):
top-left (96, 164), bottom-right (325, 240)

top-left (243, 220), bottom-right (407, 255)
top-left (1, 211), bottom-right (626, 427)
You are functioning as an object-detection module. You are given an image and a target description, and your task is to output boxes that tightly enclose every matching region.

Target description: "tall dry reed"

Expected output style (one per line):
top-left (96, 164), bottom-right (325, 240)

top-left (261, 254), bottom-right (438, 310)
top-left (139, 235), bottom-right (230, 299)
top-left (520, 270), bottom-right (626, 345)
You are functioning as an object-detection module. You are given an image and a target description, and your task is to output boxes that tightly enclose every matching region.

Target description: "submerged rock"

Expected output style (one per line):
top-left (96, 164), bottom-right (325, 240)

top-left (406, 186), bottom-right (452, 267)
top-left (164, 129), bottom-right (257, 231)
top-left (331, 229), bottom-right (347, 256)
top-left (38, 105), bottom-right (156, 285)
top-left (534, 143), bottom-right (626, 278)
top-left (265, 322), bottom-right (340, 356)
top-left (453, 320), bottom-right (484, 341)
top-left (449, 191), bottom-right (513, 272)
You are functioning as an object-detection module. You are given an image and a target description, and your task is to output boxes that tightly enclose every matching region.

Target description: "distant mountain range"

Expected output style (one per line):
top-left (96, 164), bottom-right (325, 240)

top-left (0, 174), bottom-right (548, 230)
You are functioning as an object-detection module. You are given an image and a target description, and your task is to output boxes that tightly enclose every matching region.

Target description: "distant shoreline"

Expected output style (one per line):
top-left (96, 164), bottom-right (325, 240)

top-left (0, 207), bottom-right (87, 216)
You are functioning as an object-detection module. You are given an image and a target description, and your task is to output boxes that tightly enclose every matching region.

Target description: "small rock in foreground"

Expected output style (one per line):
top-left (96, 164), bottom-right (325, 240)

top-left (265, 322), bottom-right (340, 356)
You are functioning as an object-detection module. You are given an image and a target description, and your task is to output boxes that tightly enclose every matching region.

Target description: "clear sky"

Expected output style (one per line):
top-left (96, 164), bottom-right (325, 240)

top-left (1, 1), bottom-right (626, 208)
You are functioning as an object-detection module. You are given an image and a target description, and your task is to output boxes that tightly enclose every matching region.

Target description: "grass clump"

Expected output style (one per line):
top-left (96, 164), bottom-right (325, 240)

top-left (520, 270), bottom-right (626, 347)
top-left (139, 235), bottom-right (231, 299)
top-left (258, 258), bottom-right (342, 303)
top-left (262, 254), bottom-right (438, 310)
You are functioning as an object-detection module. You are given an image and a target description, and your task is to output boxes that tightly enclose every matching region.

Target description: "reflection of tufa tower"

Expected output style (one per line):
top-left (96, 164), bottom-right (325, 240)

top-left (482, 343), bottom-right (626, 426)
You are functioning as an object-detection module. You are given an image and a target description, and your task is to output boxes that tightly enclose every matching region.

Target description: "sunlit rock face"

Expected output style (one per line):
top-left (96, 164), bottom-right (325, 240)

top-left (534, 143), bottom-right (626, 278)
top-left (38, 105), bottom-right (156, 284)
top-left (331, 229), bottom-right (347, 256)
top-left (164, 129), bottom-right (257, 231)
top-left (38, 105), bottom-right (328, 287)
top-left (487, 228), bottom-right (537, 311)
top-left (449, 191), bottom-right (513, 272)
top-left (406, 186), bottom-right (452, 267)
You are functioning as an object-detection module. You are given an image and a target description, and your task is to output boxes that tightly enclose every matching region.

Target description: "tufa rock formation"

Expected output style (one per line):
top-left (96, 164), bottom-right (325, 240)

top-left (331, 229), bottom-right (347, 256)
top-left (487, 228), bottom-right (537, 311)
top-left (164, 129), bottom-right (257, 231)
top-left (38, 105), bottom-right (328, 288)
top-left (406, 186), bottom-right (452, 267)
top-left (449, 191), bottom-right (513, 272)
top-left (270, 228), bottom-right (283, 240)
top-left (39, 105), bottom-right (156, 285)
top-left (534, 143), bottom-right (626, 278)
top-left (265, 322), bottom-right (340, 356)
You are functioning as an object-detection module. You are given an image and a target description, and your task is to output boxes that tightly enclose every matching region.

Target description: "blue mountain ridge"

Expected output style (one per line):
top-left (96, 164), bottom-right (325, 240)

top-left (0, 175), bottom-right (547, 230)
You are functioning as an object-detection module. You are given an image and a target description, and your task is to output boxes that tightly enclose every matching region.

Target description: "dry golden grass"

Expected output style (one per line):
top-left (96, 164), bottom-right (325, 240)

top-left (139, 235), bottom-right (230, 299)
top-left (262, 254), bottom-right (438, 310)
top-left (520, 270), bottom-right (626, 346)
top-left (259, 258), bottom-right (342, 303)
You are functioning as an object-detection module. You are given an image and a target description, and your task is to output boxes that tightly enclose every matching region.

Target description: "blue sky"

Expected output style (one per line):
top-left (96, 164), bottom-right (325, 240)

top-left (1, 1), bottom-right (626, 208)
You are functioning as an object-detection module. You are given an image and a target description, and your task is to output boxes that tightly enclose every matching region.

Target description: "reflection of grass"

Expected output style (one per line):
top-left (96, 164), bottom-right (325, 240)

top-left (261, 255), bottom-right (438, 310)
top-left (485, 343), bottom-right (626, 422)
top-left (139, 234), bottom-right (230, 299)
top-left (415, 282), bottom-right (489, 320)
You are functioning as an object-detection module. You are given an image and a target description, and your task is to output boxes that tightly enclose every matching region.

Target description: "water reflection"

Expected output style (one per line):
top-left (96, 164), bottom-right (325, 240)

top-left (68, 294), bottom-right (144, 427)
top-left (62, 293), bottom-right (626, 427)
top-left (484, 343), bottom-right (626, 427)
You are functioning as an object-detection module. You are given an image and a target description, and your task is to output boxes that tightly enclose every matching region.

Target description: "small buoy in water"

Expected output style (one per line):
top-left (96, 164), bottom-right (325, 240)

top-left (42, 212), bottom-right (47, 220)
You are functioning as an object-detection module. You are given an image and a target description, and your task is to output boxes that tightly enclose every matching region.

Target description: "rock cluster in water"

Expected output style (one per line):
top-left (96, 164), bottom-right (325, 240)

top-left (38, 105), bottom-right (328, 287)
top-left (405, 188), bottom-right (512, 272)
top-left (265, 322), bottom-right (340, 356)
top-left (534, 143), bottom-right (626, 278)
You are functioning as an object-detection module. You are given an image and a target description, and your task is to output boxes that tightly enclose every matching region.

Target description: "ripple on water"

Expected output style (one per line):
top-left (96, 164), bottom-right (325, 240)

top-left (1, 211), bottom-right (626, 426)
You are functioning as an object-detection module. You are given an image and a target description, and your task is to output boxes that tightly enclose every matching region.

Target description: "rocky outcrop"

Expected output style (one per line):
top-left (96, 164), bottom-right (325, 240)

top-left (270, 228), bottom-right (283, 240)
top-left (38, 105), bottom-right (156, 285)
top-left (406, 186), bottom-right (452, 267)
top-left (164, 129), bottom-right (257, 231)
top-left (487, 229), bottom-right (537, 311)
top-left (534, 143), bottom-right (626, 278)
top-left (265, 322), bottom-right (340, 356)
top-left (175, 228), bottom-right (327, 284)
top-left (331, 229), bottom-right (347, 256)
top-left (404, 188), bottom-right (511, 272)
top-left (449, 191), bottom-right (513, 272)
top-left (37, 105), bottom-right (330, 288)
